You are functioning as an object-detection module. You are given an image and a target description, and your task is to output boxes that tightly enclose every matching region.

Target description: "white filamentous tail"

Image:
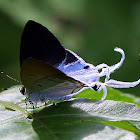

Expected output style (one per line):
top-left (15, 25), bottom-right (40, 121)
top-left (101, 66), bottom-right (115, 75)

top-left (1, 71), bottom-right (21, 84)
top-left (105, 79), bottom-right (140, 88)
top-left (109, 47), bottom-right (125, 74)
top-left (96, 83), bottom-right (107, 103)
top-left (92, 48), bottom-right (140, 103)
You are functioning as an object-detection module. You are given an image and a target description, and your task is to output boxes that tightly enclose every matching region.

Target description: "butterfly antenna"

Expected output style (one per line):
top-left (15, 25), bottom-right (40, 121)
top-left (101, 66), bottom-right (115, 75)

top-left (1, 71), bottom-right (22, 84)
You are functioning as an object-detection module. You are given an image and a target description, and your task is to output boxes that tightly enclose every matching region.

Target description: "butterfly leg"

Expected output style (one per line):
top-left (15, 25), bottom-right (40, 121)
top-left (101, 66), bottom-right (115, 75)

top-left (25, 97), bottom-right (28, 110)
top-left (27, 97), bottom-right (35, 109)
top-left (24, 97), bottom-right (35, 114)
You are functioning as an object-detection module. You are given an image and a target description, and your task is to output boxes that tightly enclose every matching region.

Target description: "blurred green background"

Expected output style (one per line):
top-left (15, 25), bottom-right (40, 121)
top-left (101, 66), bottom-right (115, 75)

top-left (0, 0), bottom-right (139, 96)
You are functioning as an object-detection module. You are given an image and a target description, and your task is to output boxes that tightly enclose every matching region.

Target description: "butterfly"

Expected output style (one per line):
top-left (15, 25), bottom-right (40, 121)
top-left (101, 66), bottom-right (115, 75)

top-left (20, 20), bottom-right (140, 103)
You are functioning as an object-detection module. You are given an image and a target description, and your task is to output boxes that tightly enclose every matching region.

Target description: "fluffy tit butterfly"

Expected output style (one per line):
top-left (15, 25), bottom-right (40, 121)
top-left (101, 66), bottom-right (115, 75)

top-left (20, 20), bottom-right (140, 103)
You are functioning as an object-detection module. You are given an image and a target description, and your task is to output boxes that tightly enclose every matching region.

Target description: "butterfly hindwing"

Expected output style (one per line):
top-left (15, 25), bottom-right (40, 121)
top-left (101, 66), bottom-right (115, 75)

top-left (20, 58), bottom-right (85, 101)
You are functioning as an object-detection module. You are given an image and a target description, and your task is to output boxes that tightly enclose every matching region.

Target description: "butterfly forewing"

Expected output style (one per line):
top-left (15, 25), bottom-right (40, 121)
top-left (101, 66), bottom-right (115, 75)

top-left (20, 20), bottom-right (66, 66)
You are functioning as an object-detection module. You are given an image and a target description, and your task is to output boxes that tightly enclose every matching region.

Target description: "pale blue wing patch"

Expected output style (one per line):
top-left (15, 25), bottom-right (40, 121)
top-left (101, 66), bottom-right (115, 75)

top-left (57, 49), bottom-right (88, 72)
top-left (57, 49), bottom-right (99, 85)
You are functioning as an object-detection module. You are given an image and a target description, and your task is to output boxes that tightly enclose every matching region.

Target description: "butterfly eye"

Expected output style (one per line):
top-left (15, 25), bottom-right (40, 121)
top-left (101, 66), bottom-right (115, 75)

top-left (84, 65), bottom-right (90, 69)
top-left (20, 87), bottom-right (26, 95)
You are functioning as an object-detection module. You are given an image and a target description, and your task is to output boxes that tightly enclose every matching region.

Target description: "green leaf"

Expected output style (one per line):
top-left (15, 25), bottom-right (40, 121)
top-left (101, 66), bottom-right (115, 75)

top-left (75, 88), bottom-right (140, 106)
top-left (0, 86), bottom-right (140, 139)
